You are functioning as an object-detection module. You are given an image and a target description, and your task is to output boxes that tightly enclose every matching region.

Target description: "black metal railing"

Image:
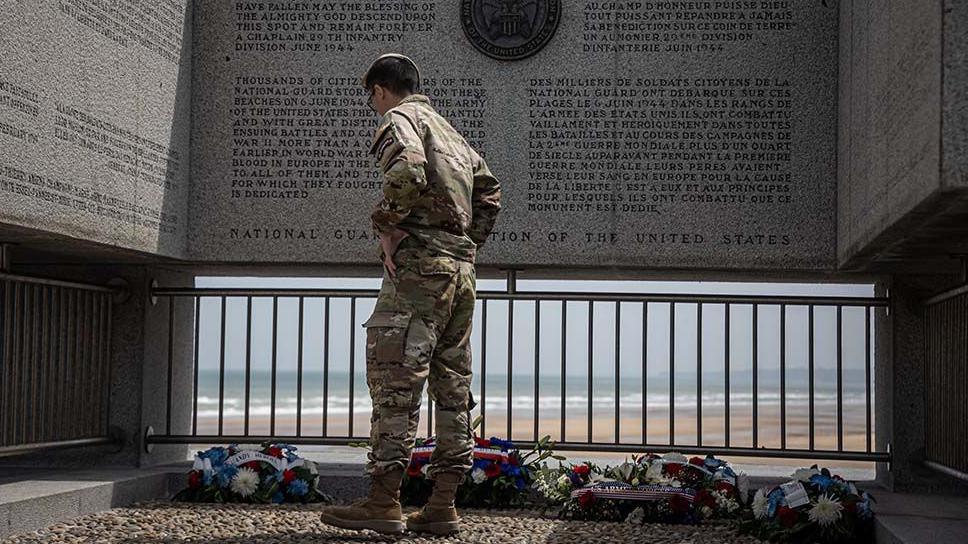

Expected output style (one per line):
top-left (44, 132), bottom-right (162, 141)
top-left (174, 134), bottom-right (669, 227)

top-left (0, 272), bottom-right (116, 456)
top-left (147, 276), bottom-right (890, 463)
top-left (924, 282), bottom-right (968, 479)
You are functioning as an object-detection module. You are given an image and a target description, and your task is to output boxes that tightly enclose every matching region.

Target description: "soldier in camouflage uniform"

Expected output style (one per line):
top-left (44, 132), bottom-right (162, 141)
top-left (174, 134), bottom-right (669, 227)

top-left (319, 54), bottom-right (502, 535)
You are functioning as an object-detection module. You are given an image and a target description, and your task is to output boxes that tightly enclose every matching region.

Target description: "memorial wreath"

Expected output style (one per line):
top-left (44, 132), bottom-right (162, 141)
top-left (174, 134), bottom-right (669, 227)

top-left (533, 452), bottom-right (749, 524)
top-left (172, 442), bottom-right (331, 504)
top-left (736, 465), bottom-right (875, 543)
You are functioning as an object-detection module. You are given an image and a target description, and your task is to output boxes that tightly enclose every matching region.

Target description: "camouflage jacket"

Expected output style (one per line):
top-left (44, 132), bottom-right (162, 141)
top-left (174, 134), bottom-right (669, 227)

top-left (369, 93), bottom-right (502, 263)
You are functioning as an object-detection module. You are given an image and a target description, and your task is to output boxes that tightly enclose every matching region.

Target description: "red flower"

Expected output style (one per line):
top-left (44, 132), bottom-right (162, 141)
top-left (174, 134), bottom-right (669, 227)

top-left (267, 447), bottom-right (284, 458)
top-left (578, 492), bottom-right (597, 509)
top-left (689, 456), bottom-right (705, 466)
top-left (484, 462), bottom-right (502, 478)
top-left (283, 469), bottom-right (296, 483)
top-left (188, 471), bottom-right (202, 488)
top-left (844, 499), bottom-right (858, 513)
top-left (572, 464), bottom-right (590, 476)
top-left (474, 437), bottom-right (491, 448)
top-left (669, 495), bottom-right (691, 513)
top-left (406, 463), bottom-right (423, 478)
top-left (244, 461), bottom-right (261, 471)
top-left (695, 489), bottom-right (716, 508)
top-left (778, 506), bottom-right (799, 528)
top-left (665, 463), bottom-right (683, 477)
top-left (714, 480), bottom-right (735, 494)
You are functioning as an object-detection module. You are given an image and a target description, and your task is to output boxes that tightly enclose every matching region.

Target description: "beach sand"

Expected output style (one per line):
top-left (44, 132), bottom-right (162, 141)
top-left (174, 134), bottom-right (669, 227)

top-left (190, 407), bottom-right (876, 479)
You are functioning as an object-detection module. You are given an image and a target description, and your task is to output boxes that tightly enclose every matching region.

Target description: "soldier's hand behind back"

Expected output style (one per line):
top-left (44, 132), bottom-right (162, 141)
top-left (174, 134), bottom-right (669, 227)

top-left (380, 229), bottom-right (410, 279)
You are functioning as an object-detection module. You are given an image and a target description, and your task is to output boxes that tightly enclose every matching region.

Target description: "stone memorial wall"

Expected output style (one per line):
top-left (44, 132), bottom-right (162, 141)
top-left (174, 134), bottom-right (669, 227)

top-left (836, 0), bottom-right (940, 267)
top-left (189, 0), bottom-right (839, 270)
top-left (837, 0), bottom-right (968, 269)
top-left (0, 0), bottom-right (192, 258)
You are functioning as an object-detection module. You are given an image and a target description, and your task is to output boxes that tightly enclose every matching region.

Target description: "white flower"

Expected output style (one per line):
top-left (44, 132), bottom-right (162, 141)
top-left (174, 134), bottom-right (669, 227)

top-left (556, 474), bottom-right (571, 490)
top-left (663, 452), bottom-right (687, 464)
top-left (751, 488), bottom-right (769, 519)
top-left (613, 462), bottom-right (635, 482)
top-left (230, 467), bottom-right (259, 497)
top-left (471, 468), bottom-right (487, 484)
top-left (714, 491), bottom-right (740, 513)
top-left (808, 494), bottom-right (844, 526)
top-left (700, 505), bottom-right (713, 518)
top-left (644, 462), bottom-right (664, 483)
top-left (631, 477), bottom-right (640, 486)
top-left (792, 467), bottom-right (820, 482)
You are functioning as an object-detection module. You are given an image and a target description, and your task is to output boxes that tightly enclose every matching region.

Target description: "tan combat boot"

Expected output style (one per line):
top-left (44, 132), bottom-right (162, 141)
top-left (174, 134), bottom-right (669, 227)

top-left (318, 467), bottom-right (405, 534)
top-left (405, 470), bottom-right (463, 535)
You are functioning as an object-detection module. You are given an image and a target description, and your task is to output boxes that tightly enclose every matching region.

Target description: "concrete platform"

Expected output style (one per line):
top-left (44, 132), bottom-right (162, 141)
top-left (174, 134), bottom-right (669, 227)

top-left (873, 490), bottom-right (968, 544)
top-left (2, 460), bottom-right (966, 543)
top-left (0, 466), bottom-right (173, 539)
top-left (0, 462), bottom-right (366, 539)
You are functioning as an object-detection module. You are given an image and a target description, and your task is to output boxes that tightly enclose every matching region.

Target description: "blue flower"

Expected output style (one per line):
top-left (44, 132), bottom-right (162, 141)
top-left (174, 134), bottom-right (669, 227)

top-left (767, 487), bottom-right (786, 518)
top-left (835, 480), bottom-right (851, 494)
top-left (809, 473), bottom-right (834, 491)
top-left (202, 471), bottom-right (213, 486)
top-left (287, 479), bottom-right (309, 496)
top-left (501, 463), bottom-right (521, 478)
top-left (273, 469), bottom-right (286, 482)
top-left (199, 447), bottom-right (228, 466)
top-left (272, 491), bottom-right (285, 504)
top-left (488, 437), bottom-right (515, 450)
top-left (703, 455), bottom-right (725, 470)
top-left (568, 472), bottom-right (583, 486)
top-left (472, 458), bottom-right (489, 471)
top-left (216, 464), bottom-right (238, 487)
top-left (514, 477), bottom-right (526, 490)
top-left (857, 499), bottom-right (873, 520)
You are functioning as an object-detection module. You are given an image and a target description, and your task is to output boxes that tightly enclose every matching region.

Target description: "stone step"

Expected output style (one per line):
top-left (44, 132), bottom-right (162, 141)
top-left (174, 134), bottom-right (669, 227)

top-left (873, 490), bottom-right (968, 544)
top-left (0, 466), bottom-right (172, 539)
top-left (0, 462), bottom-right (367, 539)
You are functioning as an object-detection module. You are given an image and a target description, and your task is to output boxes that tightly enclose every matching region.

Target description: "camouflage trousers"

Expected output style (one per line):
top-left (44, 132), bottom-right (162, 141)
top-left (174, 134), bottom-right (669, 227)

top-left (363, 243), bottom-right (477, 481)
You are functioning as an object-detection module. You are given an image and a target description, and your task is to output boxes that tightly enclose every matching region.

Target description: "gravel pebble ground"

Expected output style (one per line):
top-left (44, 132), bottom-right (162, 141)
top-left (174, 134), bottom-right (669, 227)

top-left (2, 501), bottom-right (765, 544)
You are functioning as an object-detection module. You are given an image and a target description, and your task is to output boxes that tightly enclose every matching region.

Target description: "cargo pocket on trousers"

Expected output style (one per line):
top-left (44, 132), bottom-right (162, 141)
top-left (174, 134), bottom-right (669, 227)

top-left (417, 256), bottom-right (458, 276)
top-left (363, 310), bottom-right (413, 363)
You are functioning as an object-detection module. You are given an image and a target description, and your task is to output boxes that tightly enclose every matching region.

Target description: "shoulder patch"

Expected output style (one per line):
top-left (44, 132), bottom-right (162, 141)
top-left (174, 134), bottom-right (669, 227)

top-left (369, 118), bottom-right (393, 155)
top-left (375, 135), bottom-right (395, 161)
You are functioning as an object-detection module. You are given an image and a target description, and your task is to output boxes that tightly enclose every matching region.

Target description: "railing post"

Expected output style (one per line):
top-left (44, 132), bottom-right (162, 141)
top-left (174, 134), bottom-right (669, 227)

top-left (504, 269), bottom-right (519, 294)
top-left (957, 254), bottom-right (968, 284)
top-left (0, 243), bottom-right (13, 272)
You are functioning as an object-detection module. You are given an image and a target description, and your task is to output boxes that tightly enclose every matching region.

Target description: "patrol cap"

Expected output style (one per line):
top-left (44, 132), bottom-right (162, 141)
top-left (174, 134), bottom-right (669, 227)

top-left (361, 53), bottom-right (421, 90)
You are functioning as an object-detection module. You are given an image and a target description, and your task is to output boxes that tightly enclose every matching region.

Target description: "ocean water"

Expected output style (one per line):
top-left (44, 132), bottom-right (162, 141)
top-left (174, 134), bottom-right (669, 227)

top-left (194, 367), bottom-right (871, 419)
